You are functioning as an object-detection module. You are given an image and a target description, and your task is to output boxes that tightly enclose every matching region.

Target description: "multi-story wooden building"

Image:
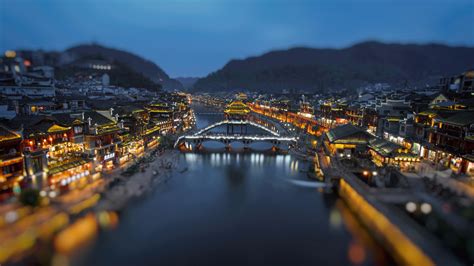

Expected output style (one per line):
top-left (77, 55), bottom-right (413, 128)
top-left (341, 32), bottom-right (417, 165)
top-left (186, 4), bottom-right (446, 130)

top-left (425, 111), bottom-right (474, 174)
top-left (83, 111), bottom-right (121, 172)
top-left (319, 101), bottom-right (348, 128)
top-left (224, 100), bottom-right (250, 120)
top-left (0, 126), bottom-right (24, 199)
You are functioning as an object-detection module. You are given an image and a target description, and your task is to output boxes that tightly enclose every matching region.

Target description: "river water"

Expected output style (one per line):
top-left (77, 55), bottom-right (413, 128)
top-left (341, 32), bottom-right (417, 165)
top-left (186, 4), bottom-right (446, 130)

top-left (73, 104), bottom-right (388, 266)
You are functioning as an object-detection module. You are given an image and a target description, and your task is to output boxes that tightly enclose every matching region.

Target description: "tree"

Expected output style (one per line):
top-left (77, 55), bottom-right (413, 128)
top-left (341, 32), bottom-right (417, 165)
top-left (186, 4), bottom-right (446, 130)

top-left (19, 188), bottom-right (40, 207)
top-left (159, 135), bottom-right (175, 149)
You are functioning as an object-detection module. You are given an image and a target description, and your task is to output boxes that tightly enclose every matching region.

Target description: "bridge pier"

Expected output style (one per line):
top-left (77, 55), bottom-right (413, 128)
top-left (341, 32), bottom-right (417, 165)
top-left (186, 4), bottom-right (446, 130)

top-left (178, 142), bottom-right (193, 152)
top-left (196, 142), bottom-right (203, 151)
top-left (174, 120), bottom-right (297, 152)
top-left (243, 140), bottom-right (250, 151)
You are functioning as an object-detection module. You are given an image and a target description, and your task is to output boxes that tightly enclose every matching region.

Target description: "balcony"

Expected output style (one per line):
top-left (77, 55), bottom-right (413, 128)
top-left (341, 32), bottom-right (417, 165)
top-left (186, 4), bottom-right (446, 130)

top-left (434, 143), bottom-right (460, 154)
top-left (0, 170), bottom-right (23, 180)
top-left (0, 152), bottom-right (22, 163)
top-left (434, 127), bottom-right (463, 138)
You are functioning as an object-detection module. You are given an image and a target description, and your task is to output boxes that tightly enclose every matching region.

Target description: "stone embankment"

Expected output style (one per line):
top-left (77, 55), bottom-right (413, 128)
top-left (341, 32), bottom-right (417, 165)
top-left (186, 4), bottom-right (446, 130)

top-left (96, 149), bottom-right (184, 211)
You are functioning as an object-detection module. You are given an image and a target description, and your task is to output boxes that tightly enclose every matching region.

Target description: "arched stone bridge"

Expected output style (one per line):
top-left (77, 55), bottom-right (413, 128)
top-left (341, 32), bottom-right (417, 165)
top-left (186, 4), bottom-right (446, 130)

top-left (174, 120), bottom-right (297, 152)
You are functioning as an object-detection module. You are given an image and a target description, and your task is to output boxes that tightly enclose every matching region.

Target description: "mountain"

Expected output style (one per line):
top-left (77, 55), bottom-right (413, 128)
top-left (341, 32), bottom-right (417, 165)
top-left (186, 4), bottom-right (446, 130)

top-left (55, 59), bottom-right (161, 90)
top-left (194, 41), bottom-right (474, 92)
top-left (175, 77), bottom-right (199, 90)
top-left (19, 44), bottom-right (182, 91)
top-left (62, 44), bottom-right (183, 90)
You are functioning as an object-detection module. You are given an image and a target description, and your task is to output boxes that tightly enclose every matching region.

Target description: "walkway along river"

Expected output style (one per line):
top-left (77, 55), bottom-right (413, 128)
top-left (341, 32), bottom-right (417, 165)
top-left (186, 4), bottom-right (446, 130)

top-left (72, 103), bottom-right (392, 265)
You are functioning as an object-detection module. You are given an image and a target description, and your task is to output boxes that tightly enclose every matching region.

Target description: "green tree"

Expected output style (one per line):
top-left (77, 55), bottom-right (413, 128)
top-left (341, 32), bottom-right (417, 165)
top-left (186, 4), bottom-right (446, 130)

top-left (159, 135), bottom-right (175, 149)
top-left (19, 188), bottom-right (40, 207)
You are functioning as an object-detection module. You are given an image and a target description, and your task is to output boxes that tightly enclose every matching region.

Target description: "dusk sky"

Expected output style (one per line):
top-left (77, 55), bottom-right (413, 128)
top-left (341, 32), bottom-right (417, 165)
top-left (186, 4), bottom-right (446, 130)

top-left (1, 0), bottom-right (473, 77)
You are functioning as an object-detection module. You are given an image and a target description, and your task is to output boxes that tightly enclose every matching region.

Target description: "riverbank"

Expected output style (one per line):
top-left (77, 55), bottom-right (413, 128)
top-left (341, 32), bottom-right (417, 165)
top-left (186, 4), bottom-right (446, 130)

top-left (337, 174), bottom-right (461, 265)
top-left (96, 148), bottom-right (184, 211)
top-left (252, 107), bottom-right (465, 264)
top-left (0, 144), bottom-right (189, 264)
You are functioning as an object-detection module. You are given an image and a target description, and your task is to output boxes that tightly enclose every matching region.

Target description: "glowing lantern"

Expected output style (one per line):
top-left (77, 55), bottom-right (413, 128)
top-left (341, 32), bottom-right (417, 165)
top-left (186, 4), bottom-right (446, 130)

top-left (5, 50), bottom-right (16, 58)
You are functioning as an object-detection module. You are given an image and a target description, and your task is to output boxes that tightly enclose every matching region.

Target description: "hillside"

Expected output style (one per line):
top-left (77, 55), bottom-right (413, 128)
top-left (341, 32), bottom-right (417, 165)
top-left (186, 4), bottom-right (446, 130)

top-left (194, 41), bottom-right (474, 92)
top-left (62, 44), bottom-right (183, 90)
top-left (175, 77), bottom-right (199, 90)
top-left (19, 44), bottom-right (182, 91)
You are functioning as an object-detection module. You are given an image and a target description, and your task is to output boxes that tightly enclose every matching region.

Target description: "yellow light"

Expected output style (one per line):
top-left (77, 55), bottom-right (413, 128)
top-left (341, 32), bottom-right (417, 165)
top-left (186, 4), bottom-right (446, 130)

top-left (339, 179), bottom-right (434, 266)
top-left (54, 214), bottom-right (98, 254)
top-left (5, 50), bottom-right (16, 58)
top-left (69, 194), bottom-right (100, 214)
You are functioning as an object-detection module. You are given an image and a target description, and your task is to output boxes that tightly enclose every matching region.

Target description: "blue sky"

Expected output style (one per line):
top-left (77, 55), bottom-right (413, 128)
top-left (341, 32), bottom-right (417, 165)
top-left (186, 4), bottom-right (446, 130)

top-left (1, 0), bottom-right (473, 77)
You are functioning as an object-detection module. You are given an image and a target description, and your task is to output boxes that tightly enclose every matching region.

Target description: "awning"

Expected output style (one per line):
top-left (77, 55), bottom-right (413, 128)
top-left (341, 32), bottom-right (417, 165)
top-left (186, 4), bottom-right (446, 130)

top-left (48, 159), bottom-right (90, 175)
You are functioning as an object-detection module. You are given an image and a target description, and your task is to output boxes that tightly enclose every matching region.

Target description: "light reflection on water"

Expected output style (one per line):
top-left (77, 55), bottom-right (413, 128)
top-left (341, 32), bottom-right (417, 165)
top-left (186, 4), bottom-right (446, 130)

top-left (70, 105), bottom-right (390, 266)
top-left (288, 179), bottom-right (327, 188)
top-left (185, 152), bottom-right (302, 176)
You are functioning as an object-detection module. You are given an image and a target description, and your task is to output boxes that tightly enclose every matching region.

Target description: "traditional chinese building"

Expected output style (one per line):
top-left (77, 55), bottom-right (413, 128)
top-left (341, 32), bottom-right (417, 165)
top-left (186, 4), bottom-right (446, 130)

top-left (324, 124), bottom-right (374, 156)
top-left (368, 138), bottom-right (419, 170)
top-left (18, 115), bottom-right (91, 191)
top-left (438, 69), bottom-right (474, 94)
top-left (0, 126), bottom-right (24, 198)
top-left (114, 106), bottom-right (148, 164)
top-left (47, 113), bottom-right (92, 191)
top-left (413, 109), bottom-right (454, 153)
top-left (346, 105), bottom-right (364, 127)
top-left (298, 95), bottom-right (314, 119)
top-left (236, 92), bottom-right (248, 102)
top-left (146, 102), bottom-right (174, 135)
top-left (425, 111), bottom-right (474, 173)
top-left (83, 111), bottom-right (121, 171)
top-left (224, 100), bottom-right (250, 120)
top-left (319, 101), bottom-right (348, 128)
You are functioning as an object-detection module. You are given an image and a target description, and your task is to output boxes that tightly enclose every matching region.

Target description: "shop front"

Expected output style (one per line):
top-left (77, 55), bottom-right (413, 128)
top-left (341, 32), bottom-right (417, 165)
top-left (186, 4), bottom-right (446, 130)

top-left (368, 138), bottom-right (420, 171)
top-left (325, 124), bottom-right (373, 156)
top-left (461, 155), bottom-right (474, 177)
top-left (48, 159), bottom-right (92, 192)
top-left (103, 152), bottom-right (116, 170)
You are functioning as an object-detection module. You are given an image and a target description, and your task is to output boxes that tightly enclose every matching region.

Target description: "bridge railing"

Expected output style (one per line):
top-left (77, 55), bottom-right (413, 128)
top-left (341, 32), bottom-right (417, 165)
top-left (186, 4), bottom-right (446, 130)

top-left (193, 120), bottom-right (280, 137)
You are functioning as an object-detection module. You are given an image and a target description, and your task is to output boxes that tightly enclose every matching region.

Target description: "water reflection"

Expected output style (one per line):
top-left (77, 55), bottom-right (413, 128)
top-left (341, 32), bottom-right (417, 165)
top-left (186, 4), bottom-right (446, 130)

top-left (336, 199), bottom-right (394, 265)
top-left (70, 105), bottom-right (389, 266)
top-left (288, 179), bottom-right (327, 188)
top-left (186, 153), bottom-right (302, 176)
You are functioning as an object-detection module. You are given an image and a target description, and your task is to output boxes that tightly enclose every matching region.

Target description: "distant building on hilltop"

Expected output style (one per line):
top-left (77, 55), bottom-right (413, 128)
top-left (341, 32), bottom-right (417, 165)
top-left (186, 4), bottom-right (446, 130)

top-left (439, 70), bottom-right (474, 94)
top-left (0, 52), bottom-right (55, 98)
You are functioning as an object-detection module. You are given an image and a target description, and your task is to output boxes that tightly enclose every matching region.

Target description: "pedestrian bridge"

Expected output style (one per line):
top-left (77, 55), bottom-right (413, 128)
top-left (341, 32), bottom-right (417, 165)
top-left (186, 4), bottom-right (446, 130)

top-left (174, 120), bottom-right (297, 151)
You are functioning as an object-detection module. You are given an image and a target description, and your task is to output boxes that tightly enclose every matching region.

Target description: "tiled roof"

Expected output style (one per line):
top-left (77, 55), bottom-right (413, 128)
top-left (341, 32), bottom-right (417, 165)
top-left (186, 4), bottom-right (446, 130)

top-left (6, 115), bottom-right (49, 131)
top-left (436, 111), bottom-right (474, 126)
top-left (83, 111), bottom-right (116, 126)
top-left (51, 113), bottom-right (84, 126)
top-left (326, 124), bottom-right (371, 143)
top-left (458, 97), bottom-right (474, 108)
top-left (0, 126), bottom-right (21, 143)
top-left (418, 109), bottom-right (455, 118)
top-left (369, 138), bottom-right (401, 157)
top-left (115, 105), bottom-right (145, 116)
top-left (431, 101), bottom-right (456, 107)
top-left (462, 154), bottom-right (474, 162)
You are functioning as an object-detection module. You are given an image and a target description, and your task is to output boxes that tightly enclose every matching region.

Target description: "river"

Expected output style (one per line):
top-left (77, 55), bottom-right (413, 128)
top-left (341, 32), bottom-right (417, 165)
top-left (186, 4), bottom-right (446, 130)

top-left (72, 104), bottom-right (389, 265)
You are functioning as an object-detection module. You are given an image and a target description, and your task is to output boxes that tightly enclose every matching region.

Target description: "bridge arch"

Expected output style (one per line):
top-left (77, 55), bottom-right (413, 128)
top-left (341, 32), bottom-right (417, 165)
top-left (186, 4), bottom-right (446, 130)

top-left (193, 120), bottom-right (280, 137)
top-left (174, 120), bottom-right (296, 150)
